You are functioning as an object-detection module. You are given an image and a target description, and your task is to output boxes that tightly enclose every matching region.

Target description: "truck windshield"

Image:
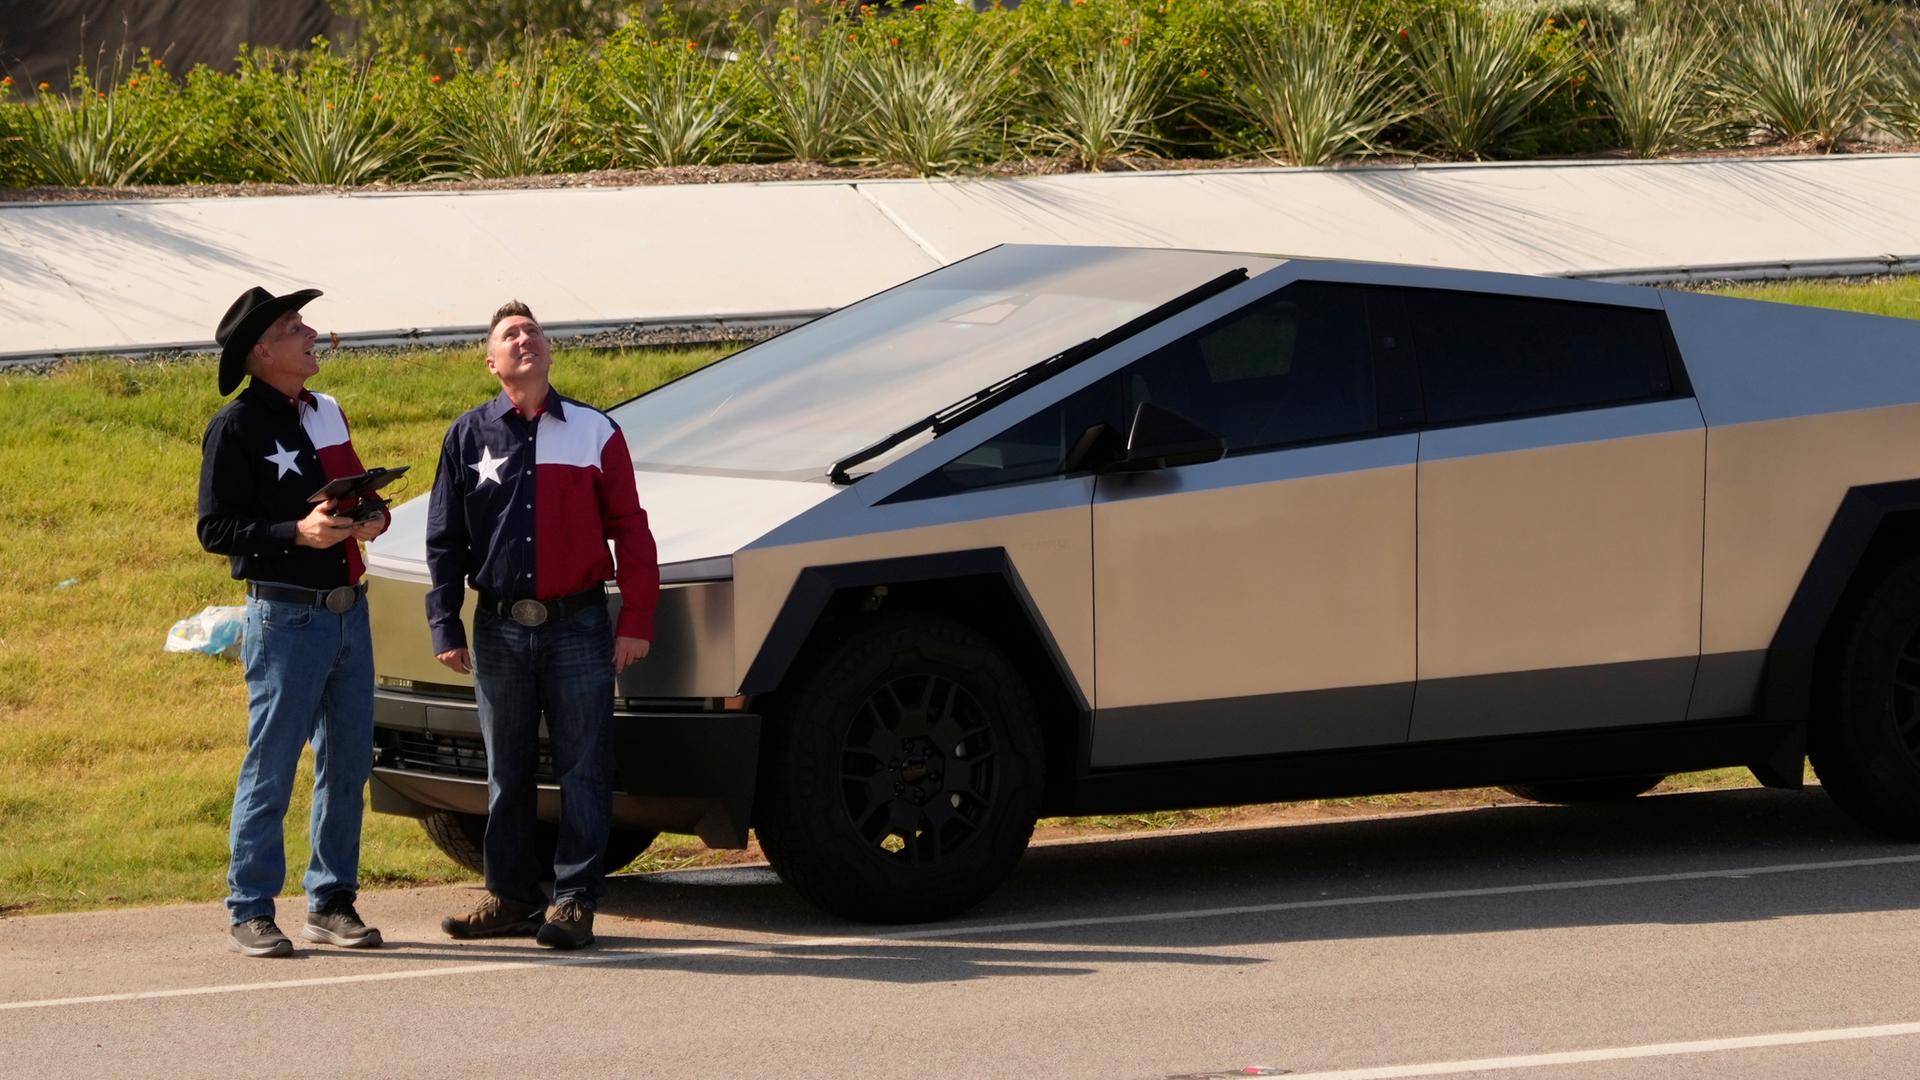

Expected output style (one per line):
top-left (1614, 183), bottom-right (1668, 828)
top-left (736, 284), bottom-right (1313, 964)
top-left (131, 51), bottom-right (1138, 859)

top-left (608, 244), bottom-right (1281, 480)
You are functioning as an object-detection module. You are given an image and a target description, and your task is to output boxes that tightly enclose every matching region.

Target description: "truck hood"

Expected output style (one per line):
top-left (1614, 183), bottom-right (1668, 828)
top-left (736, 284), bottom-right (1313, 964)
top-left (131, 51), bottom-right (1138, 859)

top-left (366, 469), bottom-right (839, 584)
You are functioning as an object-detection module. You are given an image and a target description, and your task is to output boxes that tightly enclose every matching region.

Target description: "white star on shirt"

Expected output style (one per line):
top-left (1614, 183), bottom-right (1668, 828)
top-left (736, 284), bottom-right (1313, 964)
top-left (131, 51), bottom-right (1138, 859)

top-left (265, 440), bottom-right (302, 479)
top-left (470, 445), bottom-right (510, 487)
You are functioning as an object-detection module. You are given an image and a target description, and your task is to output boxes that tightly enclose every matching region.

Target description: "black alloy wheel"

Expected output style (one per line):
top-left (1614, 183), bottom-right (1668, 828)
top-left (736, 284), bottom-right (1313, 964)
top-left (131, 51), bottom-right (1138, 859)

top-left (1811, 552), bottom-right (1920, 838)
top-left (839, 672), bottom-right (999, 867)
top-left (756, 611), bottom-right (1045, 923)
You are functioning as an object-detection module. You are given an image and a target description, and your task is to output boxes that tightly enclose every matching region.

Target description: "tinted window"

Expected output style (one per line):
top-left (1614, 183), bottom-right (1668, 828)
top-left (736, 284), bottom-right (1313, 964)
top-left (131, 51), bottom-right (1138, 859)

top-left (1395, 290), bottom-right (1673, 425)
top-left (898, 282), bottom-right (1379, 498)
top-left (1110, 282), bottom-right (1378, 454)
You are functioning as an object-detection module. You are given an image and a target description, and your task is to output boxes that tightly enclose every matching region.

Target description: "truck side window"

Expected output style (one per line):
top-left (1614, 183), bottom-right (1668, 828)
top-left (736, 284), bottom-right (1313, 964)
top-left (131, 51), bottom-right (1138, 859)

top-left (893, 282), bottom-right (1382, 500)
top-left (1392, 289), bottom-right (1675, 425)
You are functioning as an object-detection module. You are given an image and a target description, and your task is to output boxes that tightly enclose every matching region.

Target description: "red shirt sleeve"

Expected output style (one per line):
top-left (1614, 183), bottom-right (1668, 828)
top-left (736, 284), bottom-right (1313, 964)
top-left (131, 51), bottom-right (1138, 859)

top-left (597, 428), bottom-right (660, 641)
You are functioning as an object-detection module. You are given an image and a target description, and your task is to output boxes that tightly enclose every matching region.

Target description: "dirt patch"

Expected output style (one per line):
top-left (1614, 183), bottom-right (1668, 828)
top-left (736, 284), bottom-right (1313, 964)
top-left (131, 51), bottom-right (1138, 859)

top-left (6, 143), bottom-right (1915, 204)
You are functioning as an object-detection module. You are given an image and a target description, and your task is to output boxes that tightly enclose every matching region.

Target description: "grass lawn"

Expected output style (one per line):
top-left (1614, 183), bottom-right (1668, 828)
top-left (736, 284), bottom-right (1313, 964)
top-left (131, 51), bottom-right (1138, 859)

top-left (1, 277), bottom-right (1911, 916)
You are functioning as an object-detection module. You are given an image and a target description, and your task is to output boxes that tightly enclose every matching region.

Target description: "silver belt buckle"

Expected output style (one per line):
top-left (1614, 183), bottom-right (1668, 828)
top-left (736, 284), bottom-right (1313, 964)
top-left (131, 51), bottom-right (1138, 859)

top-left (509, 599), bottom-right (549, 627)
top-left (323, 586), bottom-right (357, 614)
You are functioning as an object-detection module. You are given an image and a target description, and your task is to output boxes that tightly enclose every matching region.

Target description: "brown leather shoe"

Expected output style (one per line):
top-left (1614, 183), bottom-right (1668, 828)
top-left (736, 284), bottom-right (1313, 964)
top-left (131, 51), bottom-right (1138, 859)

top-left (441, 894), bottom-right (544, 939)
top-left (535, 899), bottom-right (595, 950)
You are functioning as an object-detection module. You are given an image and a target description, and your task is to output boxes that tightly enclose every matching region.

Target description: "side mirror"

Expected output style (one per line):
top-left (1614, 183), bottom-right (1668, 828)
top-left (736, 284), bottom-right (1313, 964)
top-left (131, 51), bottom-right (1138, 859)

top-left (1110, 401), bottom-right (1226, 473)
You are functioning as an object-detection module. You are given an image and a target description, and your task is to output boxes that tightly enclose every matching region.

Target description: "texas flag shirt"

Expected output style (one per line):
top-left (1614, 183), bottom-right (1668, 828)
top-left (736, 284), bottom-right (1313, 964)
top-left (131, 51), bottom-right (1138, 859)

top-left (198, 379), bottom-right (369, 588)
top-left (424, 389), bottom-right (660, 653)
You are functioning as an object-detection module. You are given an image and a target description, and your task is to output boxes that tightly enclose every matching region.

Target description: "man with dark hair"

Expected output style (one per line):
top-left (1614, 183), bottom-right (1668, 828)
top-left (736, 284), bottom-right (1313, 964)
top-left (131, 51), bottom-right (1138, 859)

top-left (426, 300), bottom-right (659, 949)
top-left (198, 286), bottom-right (388, 958)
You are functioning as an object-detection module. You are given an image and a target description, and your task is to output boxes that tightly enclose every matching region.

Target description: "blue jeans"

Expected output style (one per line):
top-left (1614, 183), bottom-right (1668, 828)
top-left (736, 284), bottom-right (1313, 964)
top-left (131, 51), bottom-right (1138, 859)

top-left (472, 602), bottom-right (614, 909)
top-left (228, 591), bottom-right (374, 924)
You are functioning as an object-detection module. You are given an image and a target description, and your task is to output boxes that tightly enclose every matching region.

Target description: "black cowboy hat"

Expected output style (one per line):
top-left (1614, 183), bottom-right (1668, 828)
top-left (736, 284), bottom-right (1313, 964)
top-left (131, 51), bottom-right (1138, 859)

top-left (215, 286), bottom-right (322, 395)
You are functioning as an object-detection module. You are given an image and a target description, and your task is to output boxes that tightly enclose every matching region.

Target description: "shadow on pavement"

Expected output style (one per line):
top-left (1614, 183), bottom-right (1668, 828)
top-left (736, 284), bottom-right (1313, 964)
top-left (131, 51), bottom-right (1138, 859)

top-left (582, 787), bottom-right (1920, 966)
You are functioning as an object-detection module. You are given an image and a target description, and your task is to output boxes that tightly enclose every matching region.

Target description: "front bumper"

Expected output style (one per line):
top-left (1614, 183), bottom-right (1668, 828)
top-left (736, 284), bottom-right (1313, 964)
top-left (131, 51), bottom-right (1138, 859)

top-left (370, 688), bottom-right (760, 848)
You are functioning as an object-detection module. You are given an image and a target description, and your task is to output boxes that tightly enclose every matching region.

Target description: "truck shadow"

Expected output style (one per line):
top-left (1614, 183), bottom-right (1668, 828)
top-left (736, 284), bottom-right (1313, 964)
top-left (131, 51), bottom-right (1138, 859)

top-left (592, 787), bottom-right (1920, 965)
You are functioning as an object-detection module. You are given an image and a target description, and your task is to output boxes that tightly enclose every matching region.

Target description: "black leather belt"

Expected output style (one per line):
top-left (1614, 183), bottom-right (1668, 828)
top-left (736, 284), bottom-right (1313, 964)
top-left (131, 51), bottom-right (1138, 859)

top-left (247, 581), bottom-right (367, 614)
top-left (478, 585), bottom-right (606, 628)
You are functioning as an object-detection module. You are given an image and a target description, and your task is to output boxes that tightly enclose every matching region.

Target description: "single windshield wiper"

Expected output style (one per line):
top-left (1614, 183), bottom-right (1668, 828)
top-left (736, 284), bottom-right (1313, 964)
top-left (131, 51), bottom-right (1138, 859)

top-left (828, 266), bottom-right (1250, 485)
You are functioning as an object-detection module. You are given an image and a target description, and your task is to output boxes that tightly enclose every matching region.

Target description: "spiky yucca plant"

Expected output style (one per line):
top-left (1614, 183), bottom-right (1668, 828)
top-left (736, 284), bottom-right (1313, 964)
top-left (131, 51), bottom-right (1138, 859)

top-left (1032, 48), bottom-right (1166, 171)
top-left (1405, 8), bottom-right (1574, 160)
top-left (14, 80), bottom-right (171, 187)
top-left (247, 68), bottom-right (416, 185)
top-left (608, 46), bottom-right (741, 168)
top-left (846, 38), bottom-right (1010, 176)
top-left (1883, 32), bottom-right (1920, 143)
top-left (1590, 22), bottom-right (1721, 158)
top-left (1711, 0), bottom-right (1883, 149)
top-left (754, 29), bottom-right (860, 164)
top-left (433, 52), bottom-right (577, 179)
top-left (1220, 18), bottom-right (1405, 167)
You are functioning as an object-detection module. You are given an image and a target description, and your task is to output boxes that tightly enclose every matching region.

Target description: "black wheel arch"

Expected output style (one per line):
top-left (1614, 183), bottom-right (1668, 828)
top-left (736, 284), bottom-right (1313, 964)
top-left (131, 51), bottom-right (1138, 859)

top-left (741, 548), bottom-right (1088, 814)
top-left (1766, 478), bottom-right (1920, 773)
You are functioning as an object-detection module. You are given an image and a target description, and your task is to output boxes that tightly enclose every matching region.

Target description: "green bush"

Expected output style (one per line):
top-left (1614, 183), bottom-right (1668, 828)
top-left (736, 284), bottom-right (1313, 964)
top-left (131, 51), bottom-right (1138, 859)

top-left (2, 0), bottom-right (1917, 189)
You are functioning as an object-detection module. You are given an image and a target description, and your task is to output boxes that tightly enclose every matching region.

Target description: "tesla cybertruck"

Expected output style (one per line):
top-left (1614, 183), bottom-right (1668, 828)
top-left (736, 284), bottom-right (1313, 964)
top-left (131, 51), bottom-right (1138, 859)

top-left (364, 244), bottom-right (1920, 922)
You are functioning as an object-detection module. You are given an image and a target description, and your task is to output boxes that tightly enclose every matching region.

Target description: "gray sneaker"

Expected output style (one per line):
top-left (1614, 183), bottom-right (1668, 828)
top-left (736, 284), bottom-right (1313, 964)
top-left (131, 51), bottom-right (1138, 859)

top-left (304, 897), bottom-right (383, 948)
top-left (230, 917), bottom-right (293, 958)
top-left (535, 899), bottom-right (595, 950)
top-left (441, 894), bottom-right (544, 939)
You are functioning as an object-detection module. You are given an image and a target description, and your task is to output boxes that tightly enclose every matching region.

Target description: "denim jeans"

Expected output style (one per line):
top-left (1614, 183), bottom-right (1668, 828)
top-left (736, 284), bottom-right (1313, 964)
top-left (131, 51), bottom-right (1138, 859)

top-left (471, 601), bottom-right (614, 909)
top-left (227, 590), bottom-right (374, 924)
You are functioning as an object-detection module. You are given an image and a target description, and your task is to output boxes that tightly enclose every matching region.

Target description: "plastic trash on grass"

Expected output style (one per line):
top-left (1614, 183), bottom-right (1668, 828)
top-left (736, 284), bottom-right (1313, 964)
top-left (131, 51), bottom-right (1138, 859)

top-left (166, 605), bottom-right (246, 658)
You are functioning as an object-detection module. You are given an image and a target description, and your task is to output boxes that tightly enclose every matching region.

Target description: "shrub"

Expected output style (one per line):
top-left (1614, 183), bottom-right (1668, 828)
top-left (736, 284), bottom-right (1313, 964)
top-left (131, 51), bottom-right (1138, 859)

top-left (1217, 16), bottom-right (1406, 167)
top-left (1882, 28), bottom-right (1920, 143)
top-left (752, 15), bottom-right (861, 164)
top-left (604, 37), bottom-right (745, 168)
top-left (431, 48), bottom-right (580, 179)
top-left (1032, 46), bottom-right (1167, 169)
top-left (1589, 17), bottom-right (1721, 157)
top-left (244, 58), bottom-right (421, 185)
top-left (1710, 0), bottom-right (1885, 149)
top-left (9, 60), bottom-right (176, 187)
top-left (845, 35), bottom-right (1013, 175)
top-left (1404, 7), bottom-right (1577, 159)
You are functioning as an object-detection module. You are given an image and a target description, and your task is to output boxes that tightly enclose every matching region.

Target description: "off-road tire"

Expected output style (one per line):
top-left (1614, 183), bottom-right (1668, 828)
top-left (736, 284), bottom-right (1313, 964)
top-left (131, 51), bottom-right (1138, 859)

top-left (421, 811), bottom-right (659, 876)
top-left (1500, 775), bottom-right (1665, 804)
top-left (756, 612), bottom-right (1046, 923)
top-left (1811, 553), bottom-right (1920, 838)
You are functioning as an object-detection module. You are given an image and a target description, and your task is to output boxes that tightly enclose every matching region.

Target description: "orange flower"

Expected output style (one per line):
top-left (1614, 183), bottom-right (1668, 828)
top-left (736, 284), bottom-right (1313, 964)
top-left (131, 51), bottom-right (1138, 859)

top-left (454, 46), bottom-right (465, 54)
top-left (889, 36), bottom-right (899, 45)
top-left (372, 93), bottom-right (382, 101)
top-left (1197, 67), bottom-right (1208, 78)
top-left (1120, 36), bottom-right (1132, 47)
top-left (0, 76), bottom-right (11, 87)
top-left (128, 77), bottom-right (140, 88)
top-left (1398, 27), bottom-right (1409, 39)
top-left (151, 58), bottom-right (163, 67)
top-left (848, 32), bottom-right (857, 41)
top-left (430, 74), bottom-right (442, 84)
top-left (687, 40), bottom-right (698, 50)
top-left (37, 81), bottom-right (50, 90)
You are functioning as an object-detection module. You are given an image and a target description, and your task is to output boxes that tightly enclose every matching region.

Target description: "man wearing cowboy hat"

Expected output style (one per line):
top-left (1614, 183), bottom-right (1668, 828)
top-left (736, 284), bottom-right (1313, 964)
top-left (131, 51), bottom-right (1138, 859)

top-left (197, 286), bottom-right (389, 957)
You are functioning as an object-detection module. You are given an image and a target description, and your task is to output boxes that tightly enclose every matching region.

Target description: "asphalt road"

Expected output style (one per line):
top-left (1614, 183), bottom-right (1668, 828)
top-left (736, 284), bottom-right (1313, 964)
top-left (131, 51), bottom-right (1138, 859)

top-left (4, 787), bottom-right (1919, 1080)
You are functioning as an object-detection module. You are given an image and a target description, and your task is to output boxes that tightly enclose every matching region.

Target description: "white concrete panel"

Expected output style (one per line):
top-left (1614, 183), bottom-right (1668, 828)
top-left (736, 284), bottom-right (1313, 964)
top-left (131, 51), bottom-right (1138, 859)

top-left (0, 183), bottom-right (934, 356)
top-left (0, 214), bottom-right (140, 352)
top-left (4, 154), bottom-right (1919, 358)
top-left (442, 183), bottom-right (937, 320)
top-left (859, 156), bottom-right (1920, 276)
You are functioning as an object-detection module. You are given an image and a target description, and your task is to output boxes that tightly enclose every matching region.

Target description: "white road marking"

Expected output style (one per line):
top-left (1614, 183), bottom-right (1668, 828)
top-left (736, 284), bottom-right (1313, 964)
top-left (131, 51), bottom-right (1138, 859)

top-left (3, 852), bottom-right (1916, 1013)
top-left (1270, 1020), bottom-right (1920, 1079)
